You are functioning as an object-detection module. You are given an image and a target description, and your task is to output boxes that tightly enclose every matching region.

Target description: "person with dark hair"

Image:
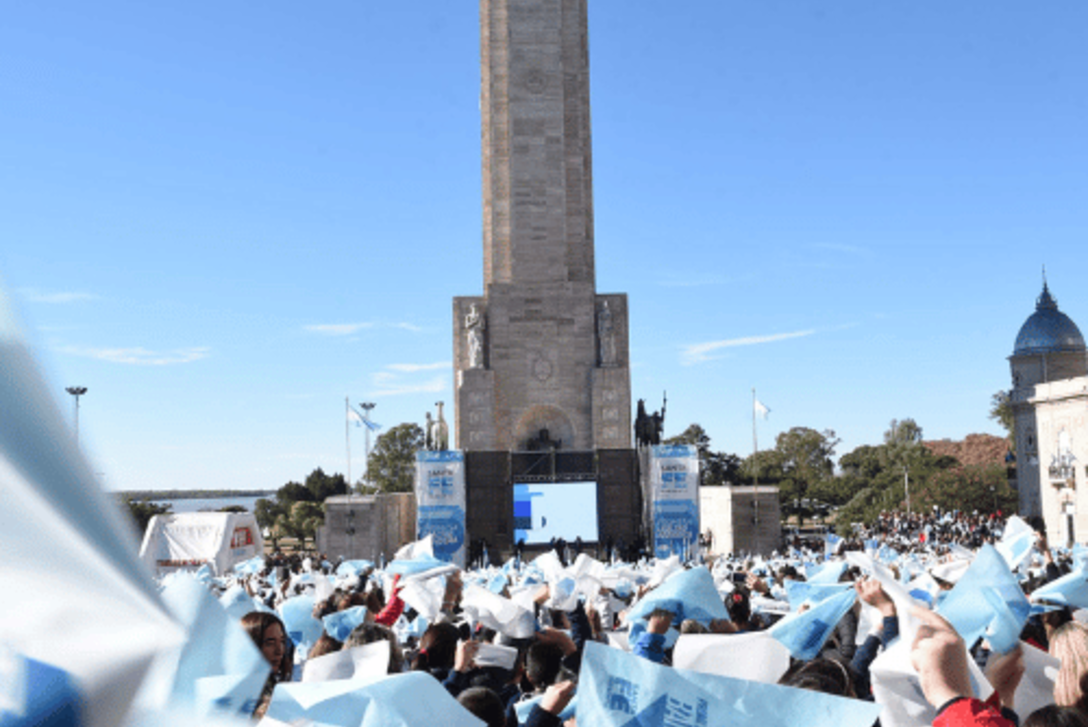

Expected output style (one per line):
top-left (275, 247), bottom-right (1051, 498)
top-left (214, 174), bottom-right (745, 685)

top-left (240, 611), bottom-right (293, 684)
top-left (344, 622), bottom-right (405, 674)
top-left (457, 686), bottom-right (506, 727)
top-left (779, 656), bottom-right (858, 698)
top-left (240, 611), bottom-right (294, 719)
top-left (412, 622), bottom-right (461, 681)
top-left (1024, 705), bottom-right (1088, 727)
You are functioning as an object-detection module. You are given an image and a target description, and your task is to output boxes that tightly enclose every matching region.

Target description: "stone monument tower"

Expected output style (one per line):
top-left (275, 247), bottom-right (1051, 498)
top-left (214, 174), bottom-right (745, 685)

top-left (454, 0), bottom-right (631, 453)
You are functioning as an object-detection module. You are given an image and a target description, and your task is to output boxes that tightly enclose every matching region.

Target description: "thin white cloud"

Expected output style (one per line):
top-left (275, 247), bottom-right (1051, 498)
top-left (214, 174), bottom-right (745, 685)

top-left (304, 323), bottom-right (375, 335)
top-left (387, 361), bottom-right (450, 373)
top-left (19, 289), bottom-right (98, 304)
top-left (372, 375), bottom-right (448, 397)
top-left (683, 329), bottom-right (816, 365)
top-left (304, 321), bottom-right (423, 335)
top-left (57, 345), bottom-right (210, 365)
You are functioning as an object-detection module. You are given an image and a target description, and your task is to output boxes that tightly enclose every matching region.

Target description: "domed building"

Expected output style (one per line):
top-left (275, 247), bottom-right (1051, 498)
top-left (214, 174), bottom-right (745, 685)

top-left (1009, 280), bottom-right (1088, 545)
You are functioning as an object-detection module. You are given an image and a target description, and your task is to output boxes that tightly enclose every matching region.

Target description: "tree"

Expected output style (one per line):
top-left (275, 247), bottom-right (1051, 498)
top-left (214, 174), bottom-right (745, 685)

top-left (124, 498), bottom-right (171, 536)
top-left (772, 427), bottom-right (839, 525)
top-left (366, 423), bottom-right (425, 493)
top-left (663, 424), bottom-right (743, 485)
top-left (990, 391), bottom-right (1014, 449)
top-left (914, 464), bottom-right (1017, 515)
top-left (305, 468), bottom-right (349, 501)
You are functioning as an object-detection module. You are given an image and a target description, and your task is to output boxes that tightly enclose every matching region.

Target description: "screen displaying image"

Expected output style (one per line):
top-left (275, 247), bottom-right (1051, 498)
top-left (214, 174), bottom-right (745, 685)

top-left (513, 481), bottom-right (599, 545)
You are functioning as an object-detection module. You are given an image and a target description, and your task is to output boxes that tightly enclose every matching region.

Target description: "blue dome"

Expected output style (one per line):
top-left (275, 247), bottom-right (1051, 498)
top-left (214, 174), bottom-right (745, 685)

top-left (1013, 283), bottom-right (1086, 356)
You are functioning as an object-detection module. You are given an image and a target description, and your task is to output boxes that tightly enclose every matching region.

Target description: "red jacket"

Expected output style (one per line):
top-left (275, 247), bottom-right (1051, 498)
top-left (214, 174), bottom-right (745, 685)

top-left (933, 698), bottom-right (1015, 727)
top-left (374, 574), bottom-right (405, 627)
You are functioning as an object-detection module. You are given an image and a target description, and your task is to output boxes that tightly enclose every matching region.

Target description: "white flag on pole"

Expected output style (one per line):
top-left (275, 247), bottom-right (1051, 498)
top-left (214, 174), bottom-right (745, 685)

top-left (348, 406), bottom-right (365, 426)
top-left (754, 399), bottom-right (770, 419)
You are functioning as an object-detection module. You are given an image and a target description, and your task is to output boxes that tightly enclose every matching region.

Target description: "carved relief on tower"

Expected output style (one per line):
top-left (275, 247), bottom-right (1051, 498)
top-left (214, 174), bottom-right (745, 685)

top-left (465, 303), bottom-right (487, 370)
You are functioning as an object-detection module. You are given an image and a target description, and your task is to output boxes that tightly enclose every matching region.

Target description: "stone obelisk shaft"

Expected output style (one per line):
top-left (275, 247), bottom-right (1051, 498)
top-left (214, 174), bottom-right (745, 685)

top-left (480, 0), bottom-right (595, 287)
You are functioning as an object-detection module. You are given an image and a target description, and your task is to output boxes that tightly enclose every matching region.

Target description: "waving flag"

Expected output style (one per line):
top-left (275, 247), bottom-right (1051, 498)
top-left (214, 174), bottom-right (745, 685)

top-left (754, 398), bottom-right (771, 419)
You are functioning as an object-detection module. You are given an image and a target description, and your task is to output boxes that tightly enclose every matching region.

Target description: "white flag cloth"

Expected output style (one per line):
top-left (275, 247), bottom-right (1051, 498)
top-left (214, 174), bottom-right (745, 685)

top-left (754, 398), bottom-right (771, 419)
top-left (348, 406), bottom-right (365, 426)
top-left (672, 632), bottom-right (791, 683)
top-left (393, 535), bottom-right (435, 562)
top-left (461, 584), bottom-right (536, 639)
top-left (301, 641), bottom-right (390, 683)
top-left (260, 671), bottom-right (484, 727)
top-left (0, 288), bottom-right (186, 727)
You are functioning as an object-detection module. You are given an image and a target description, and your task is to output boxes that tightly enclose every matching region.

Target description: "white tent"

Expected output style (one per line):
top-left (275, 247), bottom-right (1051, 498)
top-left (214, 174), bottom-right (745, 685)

top-left (140, 511), bottom-right (264, 575)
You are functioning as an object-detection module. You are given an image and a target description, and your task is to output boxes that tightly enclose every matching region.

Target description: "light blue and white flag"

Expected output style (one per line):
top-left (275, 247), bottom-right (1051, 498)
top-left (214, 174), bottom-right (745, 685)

top-left (995, 515), bottom-right (1037, 572)
top-left (806, 560), bottom-right (847, 584)
top-left (937, 544), bottom-right (1030, 654)
top-left (784, 580), bottom-right (852, 611)
top-left (263, 671), bottom-right (484, 727)
top-left (1029, 565), bottom-right (1088, 609)
top-left (514, 693), bottom-right (577, 724)
top-left (576, 641), bottom-right (881, 727)
top-left (278, 595), bottom-right (324, 656)
top-left (626, 566), bottom-right (729, 626)
top-left (323, 606), bottom-right (369, 643)
top-left (154, 572), bottom-right (271, 720)
top-left (336, 559), bottom-right (375, 578)
top-left (770, 587), bottom-right (858, 661)
top-left (0, 286), bottom-right (185, 727)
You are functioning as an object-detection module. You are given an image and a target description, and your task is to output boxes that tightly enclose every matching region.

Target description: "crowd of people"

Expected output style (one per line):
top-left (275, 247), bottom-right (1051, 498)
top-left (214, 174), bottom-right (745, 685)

top-left (160, 509), bottom-right (1088, 727)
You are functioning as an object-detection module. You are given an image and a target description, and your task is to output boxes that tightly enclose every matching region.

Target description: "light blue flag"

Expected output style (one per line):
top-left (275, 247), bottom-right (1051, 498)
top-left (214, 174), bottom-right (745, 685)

top-left (232, 556), bottom-right (265, 576)
top-left (806, 560), bottom-right (847, 584)
top-left (515, 693), bottom-right (578, 724)
top-left (576, 641), bottom-right (882, 727)
top-left (825, 534), bottom-right (844, 558)
top-left (1073, 545), bottom-right (1088, 572)
top-left (385, 554), bottom-right (456, 578)
top-left (158, 573), bottom-right (271, 719)
top-left (219, 584), bottom-right (260, 623)
top-left (278, 595), bottom-right (324, 655)
top-left (264, 672), bottom-right (484, 727)
top-left (336, 559), bottom-right (375, 577)
top-left (785, 580), bottom-right (852, 610)
top-left (323, 606), bottom-right (369, 642)
top-left (937, 544), bottom-right (1030, 654)
top-left (194, 563), bottom-right (214, 582)
top-left (488, 572), bottom-right (508, 594)
top-left (770, 587), bottom-right (858, 661)
top-left (626, 567), bottom-right (729, 626)
top-left (1030, 567), bottom-right (1088, 609)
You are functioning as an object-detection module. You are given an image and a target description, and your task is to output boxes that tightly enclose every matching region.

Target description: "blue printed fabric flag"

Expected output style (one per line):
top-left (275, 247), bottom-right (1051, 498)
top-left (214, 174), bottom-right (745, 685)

top-left (576, 641), bottom-right (882, 727)
top-left (770, 587), bottom-right (858, 661)
top-left (937, 544), bottom-right (1030, 654)
top-left (626, 567), bottom-right (729, 626)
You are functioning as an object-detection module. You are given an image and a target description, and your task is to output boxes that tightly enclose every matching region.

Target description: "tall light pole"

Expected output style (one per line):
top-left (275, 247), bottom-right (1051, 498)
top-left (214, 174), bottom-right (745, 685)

top-left (904, 466), bottom-right (911, 517)
top-left (360, 402), bottom-right (376, 490)
top-left (65, 386), bottom-right (87, 446)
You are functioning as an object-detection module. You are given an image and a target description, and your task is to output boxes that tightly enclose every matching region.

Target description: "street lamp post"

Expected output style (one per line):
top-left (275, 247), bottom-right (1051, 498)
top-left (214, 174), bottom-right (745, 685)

top-left (904, 466), bottom-right (910, 517)
top-left (360, 402), bottom-right (376, 491)
top-left (65, 386), bottom-right (88, 446)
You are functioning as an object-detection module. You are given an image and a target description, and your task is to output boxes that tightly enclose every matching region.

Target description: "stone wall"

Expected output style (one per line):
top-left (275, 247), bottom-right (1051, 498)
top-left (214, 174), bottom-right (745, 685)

top-left (317, 493), bottom-right (416, 561)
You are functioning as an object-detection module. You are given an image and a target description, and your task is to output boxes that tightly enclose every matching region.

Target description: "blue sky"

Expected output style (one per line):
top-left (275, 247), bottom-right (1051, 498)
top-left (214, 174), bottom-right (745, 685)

top-left (3, 2), bottom-right (1087, 492)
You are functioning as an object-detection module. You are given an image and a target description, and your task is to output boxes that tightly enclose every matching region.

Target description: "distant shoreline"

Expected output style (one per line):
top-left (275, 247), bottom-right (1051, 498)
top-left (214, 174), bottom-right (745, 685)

top-left (115, 489), bottom-right (277, 501)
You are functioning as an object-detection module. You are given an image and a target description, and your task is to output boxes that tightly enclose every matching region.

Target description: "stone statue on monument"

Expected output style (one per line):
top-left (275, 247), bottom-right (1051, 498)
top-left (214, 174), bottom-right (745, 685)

top-left (597, 300), bottom-right (616, 367)
top-left (432, 401), bottom-right (450, 451)
top-left (465, 303), bottom-right (486, 369)
top-left (634, 393), bottom-right (667, 447)
top-left (424, 411), bottom-right (434, 450)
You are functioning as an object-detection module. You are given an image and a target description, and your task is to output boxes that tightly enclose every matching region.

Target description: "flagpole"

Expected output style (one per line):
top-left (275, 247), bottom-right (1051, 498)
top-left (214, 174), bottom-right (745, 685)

top-left (346, 396), bottom-right (352, 488)
top-left (752, 388), bottom-right (759, 489)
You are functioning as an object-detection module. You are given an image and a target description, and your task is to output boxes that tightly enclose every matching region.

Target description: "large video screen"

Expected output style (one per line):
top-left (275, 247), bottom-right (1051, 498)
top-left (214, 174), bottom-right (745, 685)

top-left (513, 481), bottom-right (599, 545)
